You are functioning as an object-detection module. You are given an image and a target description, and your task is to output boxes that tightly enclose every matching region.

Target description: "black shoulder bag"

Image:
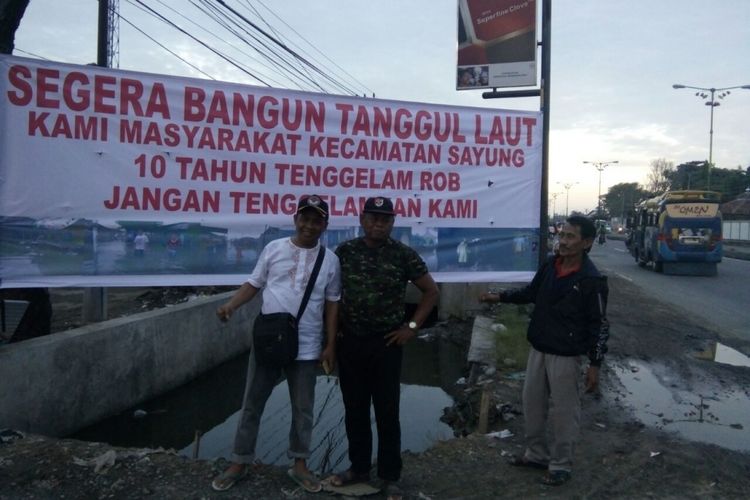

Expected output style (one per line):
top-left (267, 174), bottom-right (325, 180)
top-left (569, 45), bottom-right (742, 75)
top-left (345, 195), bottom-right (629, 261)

top-left (252, 246), bottom-right (326, 366)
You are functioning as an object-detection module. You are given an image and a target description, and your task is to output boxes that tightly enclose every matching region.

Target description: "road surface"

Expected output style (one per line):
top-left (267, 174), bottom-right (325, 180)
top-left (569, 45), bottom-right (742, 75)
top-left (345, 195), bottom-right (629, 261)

top-left (588, 238), bottom-right (750, 340)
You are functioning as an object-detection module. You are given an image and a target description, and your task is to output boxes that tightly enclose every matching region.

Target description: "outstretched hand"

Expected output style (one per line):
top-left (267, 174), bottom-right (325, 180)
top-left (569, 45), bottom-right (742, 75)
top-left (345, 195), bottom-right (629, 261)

top-left (478, 292), bottom-right (500, 303)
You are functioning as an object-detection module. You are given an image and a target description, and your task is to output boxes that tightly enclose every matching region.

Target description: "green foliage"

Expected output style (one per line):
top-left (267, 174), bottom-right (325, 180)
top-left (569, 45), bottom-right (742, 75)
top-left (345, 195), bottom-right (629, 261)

top-left (492, 305), bottom-right (531, 370)
top-left (602, 182), bottom-right (651, 219)
top-left (667, 162), bottom-right (748, 201)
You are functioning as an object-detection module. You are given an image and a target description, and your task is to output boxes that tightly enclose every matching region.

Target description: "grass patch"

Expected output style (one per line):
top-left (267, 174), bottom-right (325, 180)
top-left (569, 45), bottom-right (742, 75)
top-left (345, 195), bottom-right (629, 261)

top-left (492, 305), bottom-right (531, 370)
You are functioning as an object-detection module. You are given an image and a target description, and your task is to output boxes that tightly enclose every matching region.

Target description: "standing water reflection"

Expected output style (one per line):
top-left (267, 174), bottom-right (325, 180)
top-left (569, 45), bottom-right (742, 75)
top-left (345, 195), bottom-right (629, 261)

top-left (72, 335), bottom-right (467, 472)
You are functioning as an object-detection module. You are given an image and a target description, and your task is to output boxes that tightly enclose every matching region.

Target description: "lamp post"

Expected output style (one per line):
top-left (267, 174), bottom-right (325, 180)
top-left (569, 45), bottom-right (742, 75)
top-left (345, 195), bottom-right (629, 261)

top-left (549, 192), bottom-right (561, 221)
top-left (583, 160), bottom-right (618, 219)
top-left (557, 182), bottom-right (579, 217)
top-left (672, 83), bottom-right (750, 190)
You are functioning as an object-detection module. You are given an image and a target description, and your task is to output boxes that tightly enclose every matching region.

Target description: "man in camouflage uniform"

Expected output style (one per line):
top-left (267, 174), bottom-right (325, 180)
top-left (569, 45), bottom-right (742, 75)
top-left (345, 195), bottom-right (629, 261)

top-left (331, 196), bottom-right (439, 498)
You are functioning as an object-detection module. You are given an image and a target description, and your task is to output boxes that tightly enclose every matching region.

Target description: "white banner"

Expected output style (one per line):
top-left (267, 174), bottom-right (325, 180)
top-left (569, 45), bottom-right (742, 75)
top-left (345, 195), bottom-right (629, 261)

top-left (0, 55), bottom-right (541, 287)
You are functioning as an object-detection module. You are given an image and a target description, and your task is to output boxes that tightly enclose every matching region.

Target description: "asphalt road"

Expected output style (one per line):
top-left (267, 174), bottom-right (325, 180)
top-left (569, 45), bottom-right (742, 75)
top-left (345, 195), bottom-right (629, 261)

top-left (588, 238), bottom-right (750, 340)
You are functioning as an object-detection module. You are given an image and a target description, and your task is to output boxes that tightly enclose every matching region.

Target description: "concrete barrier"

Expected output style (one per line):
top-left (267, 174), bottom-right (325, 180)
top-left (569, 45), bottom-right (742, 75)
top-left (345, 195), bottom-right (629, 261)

top-left (0, 291), bottom-right (257, 437)
top-left (0, 281), bottom-right (520, 437)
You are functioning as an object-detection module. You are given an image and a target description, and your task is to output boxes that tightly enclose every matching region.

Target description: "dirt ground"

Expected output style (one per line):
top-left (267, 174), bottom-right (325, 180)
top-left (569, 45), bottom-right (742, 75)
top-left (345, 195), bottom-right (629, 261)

top-left (2, 275), bottom-right (750, 499)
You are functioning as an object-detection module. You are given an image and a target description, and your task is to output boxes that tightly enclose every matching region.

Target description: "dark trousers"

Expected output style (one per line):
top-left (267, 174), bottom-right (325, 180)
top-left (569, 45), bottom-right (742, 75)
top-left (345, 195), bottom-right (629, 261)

top-left (337, 333), bottom-right (403, 481)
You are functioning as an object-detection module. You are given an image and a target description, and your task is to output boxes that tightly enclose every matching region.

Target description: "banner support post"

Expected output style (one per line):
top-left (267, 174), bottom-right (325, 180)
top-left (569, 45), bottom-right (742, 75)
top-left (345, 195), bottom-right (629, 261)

top-left (482, 0), bottom-right (551, 268)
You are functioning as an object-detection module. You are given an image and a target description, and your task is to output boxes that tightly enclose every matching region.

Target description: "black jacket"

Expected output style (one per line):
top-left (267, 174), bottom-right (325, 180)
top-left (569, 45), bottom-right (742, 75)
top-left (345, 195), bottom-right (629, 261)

top-left (500, 254), bottom-right (609, 365)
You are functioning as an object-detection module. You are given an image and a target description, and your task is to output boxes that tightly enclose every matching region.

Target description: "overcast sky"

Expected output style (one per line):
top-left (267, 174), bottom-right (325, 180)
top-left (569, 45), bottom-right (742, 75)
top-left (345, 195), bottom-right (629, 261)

top-left (11, 0), bottom-right (750, 214)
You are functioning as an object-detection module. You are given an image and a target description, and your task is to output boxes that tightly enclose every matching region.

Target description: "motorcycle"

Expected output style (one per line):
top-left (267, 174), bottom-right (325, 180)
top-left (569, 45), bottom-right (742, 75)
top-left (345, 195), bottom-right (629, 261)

top-left (598, 232), bottom-right (606, 245)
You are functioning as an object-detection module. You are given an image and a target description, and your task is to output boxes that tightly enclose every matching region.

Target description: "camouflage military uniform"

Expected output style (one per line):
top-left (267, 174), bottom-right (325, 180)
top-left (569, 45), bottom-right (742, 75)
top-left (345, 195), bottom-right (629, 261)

top-left (335, 236), bottom-right (428, 482)
top-left (336, 237), bottom-right (428, 336)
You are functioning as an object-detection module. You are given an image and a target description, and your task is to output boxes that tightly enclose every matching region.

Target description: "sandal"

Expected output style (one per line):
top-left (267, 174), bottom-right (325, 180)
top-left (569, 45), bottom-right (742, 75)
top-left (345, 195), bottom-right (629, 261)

top-left (540, 470), bottom-right (571, 486)
top-left (385, 481), bottom-right (404, 500)
top-left (211, 464), bottom-right (247, 492)
top-left (287, 468), bottom-right (322, 493)
top-left (327, 469), bottom-right (370, 487)
top-left (508, 455), bottom-right (548, 470)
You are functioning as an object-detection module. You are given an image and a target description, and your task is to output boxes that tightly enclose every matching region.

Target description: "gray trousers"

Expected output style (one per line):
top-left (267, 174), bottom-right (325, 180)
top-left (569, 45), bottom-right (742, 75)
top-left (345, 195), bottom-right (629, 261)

top-left (522, 347), bottom-right (581, 472)
top-left (231, 356), bottom-right (317, 464)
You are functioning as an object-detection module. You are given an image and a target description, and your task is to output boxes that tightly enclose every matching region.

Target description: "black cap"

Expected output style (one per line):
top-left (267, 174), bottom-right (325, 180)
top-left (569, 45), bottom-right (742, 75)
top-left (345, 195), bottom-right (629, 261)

top-left (363, 196), bottom-right (395, 215)
top-left (296, 195), bottom-right (329, 220)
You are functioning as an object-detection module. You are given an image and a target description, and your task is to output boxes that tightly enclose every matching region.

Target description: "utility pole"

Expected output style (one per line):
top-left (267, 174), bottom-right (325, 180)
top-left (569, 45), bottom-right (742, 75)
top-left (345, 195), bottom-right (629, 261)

top-left (482, 0), bottom-right (551, 267)
top-left (83, 0), bottom-right (118, 323)
top-left (672, 83), bottom-right (750, 190)
top-left (583, 160), bottom-right (618, 219)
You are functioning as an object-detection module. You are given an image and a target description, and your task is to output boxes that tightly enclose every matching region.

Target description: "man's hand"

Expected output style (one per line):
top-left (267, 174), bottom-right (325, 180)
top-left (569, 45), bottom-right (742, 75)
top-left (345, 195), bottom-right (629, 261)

top-left (216, 304), bottom-right (233, 322)
top-left (319, 344), bottom-right (336, 374)
top-left (384, 326), bottom-right (416, 346)
top-left (585, 365), bottom-right (600, 393)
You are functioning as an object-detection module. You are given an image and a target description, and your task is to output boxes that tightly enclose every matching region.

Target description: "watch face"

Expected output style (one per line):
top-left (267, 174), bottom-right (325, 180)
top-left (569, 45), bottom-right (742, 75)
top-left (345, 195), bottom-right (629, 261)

top-left (408, 321), bottom-right (418, 330)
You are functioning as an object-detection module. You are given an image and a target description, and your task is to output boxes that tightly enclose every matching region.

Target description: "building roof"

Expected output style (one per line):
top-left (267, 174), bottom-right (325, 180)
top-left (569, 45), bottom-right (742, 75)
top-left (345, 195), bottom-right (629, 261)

top-left (721, 190), bottom-right (750, 216)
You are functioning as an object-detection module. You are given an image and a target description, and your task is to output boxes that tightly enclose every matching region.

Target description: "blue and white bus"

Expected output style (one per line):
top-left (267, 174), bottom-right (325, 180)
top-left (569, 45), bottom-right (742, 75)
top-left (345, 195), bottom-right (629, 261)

top-left (628, 190), bottom-right (722, 275)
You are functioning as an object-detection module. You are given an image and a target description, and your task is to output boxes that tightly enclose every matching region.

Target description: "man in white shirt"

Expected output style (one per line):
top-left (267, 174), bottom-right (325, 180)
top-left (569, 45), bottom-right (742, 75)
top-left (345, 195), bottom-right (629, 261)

top-left (133, 230), bottom-right (148, 256)
top-left (211, 195), bottom-right (341, 493)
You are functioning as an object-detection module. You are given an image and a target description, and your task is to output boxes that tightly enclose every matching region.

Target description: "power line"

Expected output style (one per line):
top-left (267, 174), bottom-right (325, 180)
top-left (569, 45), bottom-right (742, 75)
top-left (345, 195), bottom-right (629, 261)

top-left (13, 48), bottom-right (51, 60)
top-left (211, 0), bottom-right (362, 95)
top-left (148, 0), bottom-right (291, 88)
top-left (250, 0), bottom-right (375, 96)
top-left (190, 0), bottom-right (327, 92)
top-left (240, 0), bottom-right (322, 91)
top-left (129, 0), bottom-right (272, 86)
top-left (118, 10), bottom-right (216, 80)
top-left (119, 0), bottom-right (370, 96)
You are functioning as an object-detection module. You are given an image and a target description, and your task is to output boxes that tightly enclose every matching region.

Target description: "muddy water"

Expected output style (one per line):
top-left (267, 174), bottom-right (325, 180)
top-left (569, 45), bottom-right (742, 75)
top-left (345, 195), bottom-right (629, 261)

top-left (610, 360), bottom-right (750, 452)
top-left (72, 336), bottom-right (466, 471)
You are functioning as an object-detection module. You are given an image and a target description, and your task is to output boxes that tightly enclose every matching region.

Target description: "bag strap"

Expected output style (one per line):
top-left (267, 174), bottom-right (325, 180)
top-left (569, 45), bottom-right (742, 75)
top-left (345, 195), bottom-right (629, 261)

top-left (295, 246), bottom-right (326, 322)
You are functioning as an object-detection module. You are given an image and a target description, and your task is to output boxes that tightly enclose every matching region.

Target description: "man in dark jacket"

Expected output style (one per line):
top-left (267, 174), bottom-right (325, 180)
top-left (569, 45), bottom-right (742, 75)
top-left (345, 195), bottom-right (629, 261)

top-left (479, 215), bottom-right (609, 486)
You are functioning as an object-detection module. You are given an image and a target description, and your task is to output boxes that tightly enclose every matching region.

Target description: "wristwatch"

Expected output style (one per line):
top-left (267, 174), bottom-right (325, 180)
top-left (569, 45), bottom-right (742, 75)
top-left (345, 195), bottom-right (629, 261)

top-left (407, 321), bottom-right (418, 332)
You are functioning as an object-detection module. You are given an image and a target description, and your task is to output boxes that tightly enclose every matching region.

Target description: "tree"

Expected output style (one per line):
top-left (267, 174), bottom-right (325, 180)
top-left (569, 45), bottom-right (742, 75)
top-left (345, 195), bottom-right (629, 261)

top-left (602, 182), bottom-right (650, 221)
top-left (646, 158), bottom-right (674, 194)
top-left (670, 161), bottom-right (707, 191)
top-left (670, 161), bottom-right (748, 200)
top-left (0, 0), bottom-right (30, 54)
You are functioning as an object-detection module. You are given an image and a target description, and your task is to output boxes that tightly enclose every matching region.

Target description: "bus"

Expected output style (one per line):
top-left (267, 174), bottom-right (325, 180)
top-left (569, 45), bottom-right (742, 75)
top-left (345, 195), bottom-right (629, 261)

top-left (628, 190), bottom-right (722, 275)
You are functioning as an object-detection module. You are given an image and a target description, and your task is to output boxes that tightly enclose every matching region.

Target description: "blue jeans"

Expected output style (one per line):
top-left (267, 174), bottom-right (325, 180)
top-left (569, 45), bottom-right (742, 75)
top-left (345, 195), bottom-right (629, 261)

top-left (231, 356), bottom-right (317, 464)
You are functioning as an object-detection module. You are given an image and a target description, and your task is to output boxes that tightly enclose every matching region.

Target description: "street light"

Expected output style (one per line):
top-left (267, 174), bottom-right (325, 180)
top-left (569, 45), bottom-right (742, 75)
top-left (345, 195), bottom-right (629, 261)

top-left (672, 83), bottom-right (750, 190)
top-left (583, 160), bottom-right (618, 218)
top-left (557, 181), bottom-right (579, 217)
top-left (549, 192), bottom-right (561, 220)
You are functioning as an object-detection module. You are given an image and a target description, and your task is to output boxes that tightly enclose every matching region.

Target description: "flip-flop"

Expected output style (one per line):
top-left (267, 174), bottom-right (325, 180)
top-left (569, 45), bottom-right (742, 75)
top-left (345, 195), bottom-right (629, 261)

top-left (385, 482), bottom-right (404, 500)
top-left (326, 469), bottom-right (370, 487)
top-left (211, 465), bottom-right (247, 492)
top-left (508, 455), bottom-right (548, 470)
top-left (540, 470), bottom-right (571, 486)
top-left (287, 468), bottom-right (322, 493)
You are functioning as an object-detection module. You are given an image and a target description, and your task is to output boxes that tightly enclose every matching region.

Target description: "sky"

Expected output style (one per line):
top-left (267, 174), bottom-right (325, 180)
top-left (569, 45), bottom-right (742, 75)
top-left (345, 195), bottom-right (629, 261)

top-left (10, 0), bottom-right (750, 215)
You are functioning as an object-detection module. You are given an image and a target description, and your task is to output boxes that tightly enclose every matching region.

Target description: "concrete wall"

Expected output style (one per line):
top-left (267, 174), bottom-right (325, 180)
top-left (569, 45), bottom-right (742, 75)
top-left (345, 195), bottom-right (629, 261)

top-left (0, 282), bottom-right (509, 438)
top-left (0, 291), bottom-right (257, 437)
top-left (723, 220), bottom-right (750, 241)
top-left (428, 282), bottom-right (509, 320)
